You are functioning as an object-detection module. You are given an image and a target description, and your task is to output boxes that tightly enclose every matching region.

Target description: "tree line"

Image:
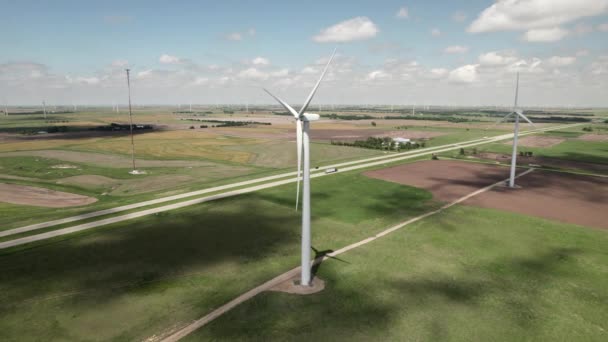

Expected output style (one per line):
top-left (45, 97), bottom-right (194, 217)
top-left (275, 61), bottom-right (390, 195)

top-left (331, 137), bottom-right (426, 151)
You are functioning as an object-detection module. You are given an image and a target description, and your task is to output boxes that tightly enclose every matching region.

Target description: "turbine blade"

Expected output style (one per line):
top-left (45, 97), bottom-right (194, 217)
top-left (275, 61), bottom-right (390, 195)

top-left (295, 120), bottom-right (303, 211)
top-left (263, 88), bottom-right (298, 118)
top-left (298, 48), bottom-right (337, 116)
top-left (492, 112), bottom-right (515, 128)
top-left (516, 110), bottom-right (535, 127)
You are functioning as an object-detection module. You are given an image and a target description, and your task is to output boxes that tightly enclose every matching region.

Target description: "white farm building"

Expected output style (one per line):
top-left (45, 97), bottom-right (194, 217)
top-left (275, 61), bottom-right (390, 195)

top-left (393, 137), bottom-right (412, 144)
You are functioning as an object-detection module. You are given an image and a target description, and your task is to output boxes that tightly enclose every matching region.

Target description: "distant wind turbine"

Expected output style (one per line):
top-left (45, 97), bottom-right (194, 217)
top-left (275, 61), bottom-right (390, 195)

top-left (42, 101), bottom-right (47, 119)
top-left (263, 48), bottom-right (336, 287)
top-left (125, 69), bottom-right (139, 174)
top-left (497, 73), bottom-right (535, 188)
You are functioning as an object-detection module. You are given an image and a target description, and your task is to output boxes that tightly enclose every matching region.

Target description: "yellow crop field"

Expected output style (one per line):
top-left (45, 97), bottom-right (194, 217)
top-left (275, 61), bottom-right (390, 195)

top-left (69, 130), bottom-right (267, 164)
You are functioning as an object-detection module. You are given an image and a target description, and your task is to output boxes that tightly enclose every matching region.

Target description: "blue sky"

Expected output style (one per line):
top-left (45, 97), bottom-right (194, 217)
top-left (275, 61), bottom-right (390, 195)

top-left (1, 0), bottom-right (608, 106)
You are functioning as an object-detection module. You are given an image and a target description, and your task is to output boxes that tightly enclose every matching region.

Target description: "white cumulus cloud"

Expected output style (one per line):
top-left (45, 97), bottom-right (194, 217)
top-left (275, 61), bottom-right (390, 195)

top-left (430, 68), bottom-right (448, 78)
top-left (431, 28), bottom-right (441, 37)
top-left (159, 54), bottom-right (180, 64)
top-left (301, 66), bottom-right (318, 74)
top-left (270, 68), bottom-right (289, 77)
top-left (479, 51), bottom-right (518, 65)
top-left (238, 67), bottom-right (268, 80)
top-left (366, 70), bottom-right (392, 81)
top-left (507, 58), bottom-right (544, 73)
top-left (468, 0), bottom-right (608, 33)
top-left (448, 64), bottom-right (479, 83)
top-left (313, 17), bottom-right (379, 43)
top-left (251, 57), bottom-right (270, 66)
top-left (547, 56), bottom-right (576, 67)
top-left (522, 27), bottom-right (569, 42)
top-left (137, 69), bottom-right (153, 79)
top-left (598, 23), bottom-right (608, 31)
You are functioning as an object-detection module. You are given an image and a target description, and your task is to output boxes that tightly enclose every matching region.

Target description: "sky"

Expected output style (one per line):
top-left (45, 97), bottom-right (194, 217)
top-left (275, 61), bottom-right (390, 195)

top-left (1, 0), bottom-right (608, 107)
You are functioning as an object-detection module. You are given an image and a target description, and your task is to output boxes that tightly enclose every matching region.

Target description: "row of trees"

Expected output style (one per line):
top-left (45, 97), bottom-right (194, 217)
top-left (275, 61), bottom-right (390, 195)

top-left (331, 137), bottom-right (426, 151)
top-left (183, 118), bottom-right (271, 127)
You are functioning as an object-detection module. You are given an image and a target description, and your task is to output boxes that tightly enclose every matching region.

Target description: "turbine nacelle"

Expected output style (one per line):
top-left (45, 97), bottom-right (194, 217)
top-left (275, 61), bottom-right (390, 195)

top-left (301, 113), bottom-right (320, 121)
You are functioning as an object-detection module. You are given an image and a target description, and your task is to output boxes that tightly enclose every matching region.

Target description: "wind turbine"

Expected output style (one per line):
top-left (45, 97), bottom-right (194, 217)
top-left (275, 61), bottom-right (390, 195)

top-left (125, 69), bottom-right (139, 174)
top-left (42, 101), bottom-right (47, 119)
top-left (498, 73), bottom-right (535, 188)
top-left (263, 49), bottom-right (336, 287)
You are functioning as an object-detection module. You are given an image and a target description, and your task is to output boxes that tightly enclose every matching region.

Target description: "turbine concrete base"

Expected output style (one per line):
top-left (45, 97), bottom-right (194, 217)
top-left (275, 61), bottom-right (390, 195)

top-left (268, 276), bottom-right (325, 295)
top-left (498, 182), bottom-right (523, 189)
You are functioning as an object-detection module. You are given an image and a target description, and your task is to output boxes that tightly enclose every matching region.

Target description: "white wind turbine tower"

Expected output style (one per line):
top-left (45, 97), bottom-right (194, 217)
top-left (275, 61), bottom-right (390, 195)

top-left (42, 101), bottom-right (47, 119)
top-left (498, 73), bottom-right (535, 188)
top-left (263, 49), bottom-right (336, 287)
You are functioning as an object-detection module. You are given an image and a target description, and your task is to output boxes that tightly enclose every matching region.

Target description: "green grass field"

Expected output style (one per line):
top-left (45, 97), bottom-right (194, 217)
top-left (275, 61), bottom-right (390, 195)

top-left (0, 173), bottom-right (437, 341)
top-left (188, 205), bottom-right (608, 341)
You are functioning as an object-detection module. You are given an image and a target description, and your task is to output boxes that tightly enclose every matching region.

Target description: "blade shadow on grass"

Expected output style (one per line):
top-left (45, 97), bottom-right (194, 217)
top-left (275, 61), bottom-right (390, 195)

top-left (197, 247), bottom-right (585, 340)
top-left (311, 246), bottom-right (349, 279)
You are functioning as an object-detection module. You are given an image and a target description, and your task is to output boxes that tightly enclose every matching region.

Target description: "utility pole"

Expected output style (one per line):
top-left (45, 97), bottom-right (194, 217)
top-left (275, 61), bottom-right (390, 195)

top-left (126, 69), bottom-right (137, 173)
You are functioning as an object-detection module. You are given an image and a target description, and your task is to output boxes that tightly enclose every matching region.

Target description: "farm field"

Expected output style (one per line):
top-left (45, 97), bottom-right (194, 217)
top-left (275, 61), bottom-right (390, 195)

top-left (366, 160), bottom-right (608, 229)
top-left (0, 108), bottom-right (607, 341)
top-left (0, 107), bottom-right (529, 229)
top-left (468, 124), bottom-right (608, 169)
